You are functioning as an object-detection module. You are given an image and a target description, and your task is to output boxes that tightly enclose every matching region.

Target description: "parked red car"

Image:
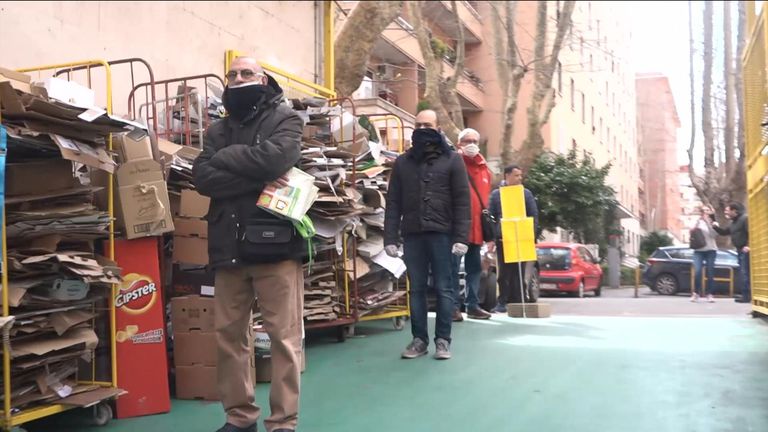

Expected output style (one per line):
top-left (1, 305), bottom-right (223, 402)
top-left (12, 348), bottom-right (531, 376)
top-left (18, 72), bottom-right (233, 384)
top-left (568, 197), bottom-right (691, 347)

top-left (536, 242), bottom-right (603, 297)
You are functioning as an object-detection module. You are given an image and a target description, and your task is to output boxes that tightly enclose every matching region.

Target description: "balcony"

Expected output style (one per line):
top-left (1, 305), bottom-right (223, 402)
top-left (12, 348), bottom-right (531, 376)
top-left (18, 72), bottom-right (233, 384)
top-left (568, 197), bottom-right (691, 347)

top-left (422, 1), bottom-right (483, 44)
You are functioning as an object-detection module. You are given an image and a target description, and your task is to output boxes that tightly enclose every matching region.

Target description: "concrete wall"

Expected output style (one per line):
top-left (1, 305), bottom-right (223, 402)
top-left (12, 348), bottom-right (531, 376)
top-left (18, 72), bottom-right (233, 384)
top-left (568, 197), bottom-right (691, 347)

top-left (0, 1), bottom-right (320, 114)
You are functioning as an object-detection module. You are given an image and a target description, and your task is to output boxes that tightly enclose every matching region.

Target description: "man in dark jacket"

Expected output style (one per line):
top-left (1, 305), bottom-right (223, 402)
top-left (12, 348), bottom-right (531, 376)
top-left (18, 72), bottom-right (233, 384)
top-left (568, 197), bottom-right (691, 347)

top-left (192, 56), bottom-right (303, 432)
top-left (384, 109), bottom-right (471, 360)
top-left (713, 202), bottom-right (750, 303)
top-left (488, 165), bottom-right (539, 313)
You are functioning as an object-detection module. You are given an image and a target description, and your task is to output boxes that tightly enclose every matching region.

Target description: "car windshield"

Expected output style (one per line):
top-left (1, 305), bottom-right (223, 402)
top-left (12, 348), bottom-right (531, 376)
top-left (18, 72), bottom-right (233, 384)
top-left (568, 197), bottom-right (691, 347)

top-left (537, 247), bottom-right (571, 270)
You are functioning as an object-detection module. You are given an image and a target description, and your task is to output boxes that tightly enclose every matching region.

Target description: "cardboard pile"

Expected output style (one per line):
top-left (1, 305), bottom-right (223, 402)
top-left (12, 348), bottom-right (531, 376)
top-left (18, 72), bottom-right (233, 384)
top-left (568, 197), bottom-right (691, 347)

top-left (0, 70), bottom-right (132, 411)
top-left (170, 295), bottom-right (254, 400)
top-left (291, 100), bottom-right (408, 322)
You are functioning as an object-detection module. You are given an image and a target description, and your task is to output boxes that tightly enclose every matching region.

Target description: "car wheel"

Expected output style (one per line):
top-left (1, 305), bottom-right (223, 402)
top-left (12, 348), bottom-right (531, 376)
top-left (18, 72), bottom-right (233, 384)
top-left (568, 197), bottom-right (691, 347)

top-left (576, 280), bottom-right (585, 298)
top-left (654, 274), bottom-right (678, 295)
top-left (594, 281), bottom-right (602, 297)
top-left (526, 268), bottom-right (540, 303)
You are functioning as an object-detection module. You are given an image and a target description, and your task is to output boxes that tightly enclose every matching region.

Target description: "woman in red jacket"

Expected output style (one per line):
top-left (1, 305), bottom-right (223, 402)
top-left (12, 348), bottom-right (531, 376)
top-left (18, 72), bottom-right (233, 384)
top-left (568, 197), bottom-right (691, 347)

top-left (452, 128), bottom-right (493, 320)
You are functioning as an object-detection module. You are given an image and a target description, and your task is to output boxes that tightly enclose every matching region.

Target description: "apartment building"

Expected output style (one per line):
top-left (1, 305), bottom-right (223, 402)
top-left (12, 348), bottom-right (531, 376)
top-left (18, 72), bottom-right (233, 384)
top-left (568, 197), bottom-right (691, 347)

top-left (636, 73), bottom-right (683, 242)
top-left (340, 1), bottom-right (643, 255)
top-left (547, 1), bottom-right (643, 256)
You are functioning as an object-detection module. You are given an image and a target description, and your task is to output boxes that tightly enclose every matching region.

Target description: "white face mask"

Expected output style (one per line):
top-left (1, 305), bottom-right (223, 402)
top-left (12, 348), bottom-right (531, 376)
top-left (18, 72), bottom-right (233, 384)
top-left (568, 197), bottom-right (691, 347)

top-left (462, 144), bottom-right (480, 157)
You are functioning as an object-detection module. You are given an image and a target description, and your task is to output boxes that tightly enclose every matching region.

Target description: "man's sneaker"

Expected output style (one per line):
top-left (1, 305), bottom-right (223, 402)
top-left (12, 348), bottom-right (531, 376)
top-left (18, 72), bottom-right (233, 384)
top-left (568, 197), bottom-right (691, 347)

top-left (690, 293), bottom-right (699, 303)
top-left (452, 309), bottom-right (464, 322)
top-left (401, 338), bottom-right (428, 359)
top-left (492, 304), bottom-right (507, 314)
top-left (706, 294), bottom-right (715, 303)
top-left (434, 338), bottom-right (451, 360)
top-left (216, 423), bottom-right (256, 432)
top-left (467, 307), bottom-right (492, 320)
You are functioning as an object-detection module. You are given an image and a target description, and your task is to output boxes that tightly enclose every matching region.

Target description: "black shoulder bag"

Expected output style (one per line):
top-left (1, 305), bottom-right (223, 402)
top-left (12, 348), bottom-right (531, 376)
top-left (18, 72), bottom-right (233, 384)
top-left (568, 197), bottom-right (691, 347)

top-left (467, 176), bottom-right (496, 242)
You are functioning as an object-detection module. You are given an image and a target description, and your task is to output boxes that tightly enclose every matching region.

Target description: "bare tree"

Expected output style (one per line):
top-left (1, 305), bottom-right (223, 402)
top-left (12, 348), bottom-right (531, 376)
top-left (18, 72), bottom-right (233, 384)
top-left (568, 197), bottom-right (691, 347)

top-left (688, 0), bottom-right (747, 234)
top-left (409, 0), bottom-right (466, 142)
top-left (491, 0), bottom-right (576, 168)
top-left (334, 1), bottom-right (405, 97)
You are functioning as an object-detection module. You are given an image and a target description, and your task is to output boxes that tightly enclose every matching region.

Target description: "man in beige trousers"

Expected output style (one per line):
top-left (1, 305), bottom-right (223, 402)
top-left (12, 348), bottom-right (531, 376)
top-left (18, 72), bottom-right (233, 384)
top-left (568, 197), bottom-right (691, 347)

top-left (193, 56), bottom-right (305, 432)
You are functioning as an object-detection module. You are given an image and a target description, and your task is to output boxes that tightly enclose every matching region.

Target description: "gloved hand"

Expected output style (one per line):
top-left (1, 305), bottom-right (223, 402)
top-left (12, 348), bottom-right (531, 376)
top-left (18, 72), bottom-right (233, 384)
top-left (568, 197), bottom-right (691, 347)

top-left (452, 243), bottom-right (469, 256)
top-left (385, 245), bottom-right (400, 257)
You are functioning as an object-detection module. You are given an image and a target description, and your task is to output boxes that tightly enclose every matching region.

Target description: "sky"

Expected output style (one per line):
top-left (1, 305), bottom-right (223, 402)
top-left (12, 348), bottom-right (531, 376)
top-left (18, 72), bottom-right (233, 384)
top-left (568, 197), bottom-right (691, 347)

top-left (629, 1), bottom-right (696, 167)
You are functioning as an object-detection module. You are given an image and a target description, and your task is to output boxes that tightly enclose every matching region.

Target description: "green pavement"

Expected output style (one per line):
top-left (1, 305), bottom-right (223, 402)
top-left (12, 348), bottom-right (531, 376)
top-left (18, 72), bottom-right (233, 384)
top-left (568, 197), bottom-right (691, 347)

top-left (26, 313), bottom-right (768, 432)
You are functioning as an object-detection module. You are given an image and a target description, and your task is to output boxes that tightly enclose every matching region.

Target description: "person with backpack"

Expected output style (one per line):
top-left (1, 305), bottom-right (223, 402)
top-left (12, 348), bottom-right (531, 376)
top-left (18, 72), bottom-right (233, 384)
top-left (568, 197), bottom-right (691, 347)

top-left (689, 205), bottom-right (718, 303)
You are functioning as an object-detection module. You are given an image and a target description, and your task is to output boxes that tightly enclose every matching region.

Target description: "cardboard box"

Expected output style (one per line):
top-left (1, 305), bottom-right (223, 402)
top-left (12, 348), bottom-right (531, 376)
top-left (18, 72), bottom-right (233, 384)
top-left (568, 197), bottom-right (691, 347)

top-left (6, 159), bottom-right (76, 197)
top-left (179, 189), bottom-right (210, 218)
top-left (252, 326), bottom-right (305, 383)
top-left (114, 128), bottom-right (153, 163)
top-left (0, 67), bottom-right (31, 93)
top-left (171, 266), bottom-right (215, 297)
top-left (115, 159), bottom-right (175, 239)
top-left (172, 236), bottom-right (208, 266)
top-left (506, 303), bottom-right (551, 318)
top-left (175, 361), bottom-right (256, 401)
top-left (173, 331), bottom-right (217, 366)
top-left (174, 217), bottom-right (207, 238)
top-left (174, 365), bottom-right (218, 401)
top-left (171, 295), bottom-right (215, 333)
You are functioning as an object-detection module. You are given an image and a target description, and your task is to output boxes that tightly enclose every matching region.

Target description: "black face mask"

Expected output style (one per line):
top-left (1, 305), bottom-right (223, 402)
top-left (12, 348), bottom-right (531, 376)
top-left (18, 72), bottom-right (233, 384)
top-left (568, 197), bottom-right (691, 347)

top-left (411, 128), bottom-right (443, 147)
top-left (222, 84), bottom-right (272, 120)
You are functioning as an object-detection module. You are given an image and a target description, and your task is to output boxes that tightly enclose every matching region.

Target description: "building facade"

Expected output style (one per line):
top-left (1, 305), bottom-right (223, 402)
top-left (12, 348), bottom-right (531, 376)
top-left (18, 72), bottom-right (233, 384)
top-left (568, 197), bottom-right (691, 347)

top-left (636, 73), bottom-right (683, 243)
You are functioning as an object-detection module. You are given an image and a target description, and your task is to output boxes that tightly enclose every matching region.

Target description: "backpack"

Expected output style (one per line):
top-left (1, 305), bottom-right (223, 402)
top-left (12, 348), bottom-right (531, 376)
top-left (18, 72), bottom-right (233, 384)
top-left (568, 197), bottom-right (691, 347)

top-left (689, 226), bottom-right (706, 249)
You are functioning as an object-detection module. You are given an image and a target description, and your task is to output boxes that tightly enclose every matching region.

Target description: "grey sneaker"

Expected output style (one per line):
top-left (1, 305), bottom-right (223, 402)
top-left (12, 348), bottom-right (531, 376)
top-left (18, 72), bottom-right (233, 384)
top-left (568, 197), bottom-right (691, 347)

top-left (434, 338), bottom-right (451, 360)
top-left (401, 338), bottom-right (428, 359)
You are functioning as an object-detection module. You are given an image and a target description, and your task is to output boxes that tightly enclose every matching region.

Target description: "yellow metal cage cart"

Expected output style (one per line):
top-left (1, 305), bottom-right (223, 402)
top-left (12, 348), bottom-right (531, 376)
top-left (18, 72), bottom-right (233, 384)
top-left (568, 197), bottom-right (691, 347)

top-left (742, 2), bottom-right (768, 317)
top-left (1, 59), bottom-right (124, 431)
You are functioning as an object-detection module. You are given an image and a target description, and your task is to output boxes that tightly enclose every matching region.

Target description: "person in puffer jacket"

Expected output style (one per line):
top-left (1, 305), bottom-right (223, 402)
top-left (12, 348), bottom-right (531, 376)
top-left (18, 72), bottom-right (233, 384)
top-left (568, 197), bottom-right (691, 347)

top-left (384, 109), bottom-right (471, 361)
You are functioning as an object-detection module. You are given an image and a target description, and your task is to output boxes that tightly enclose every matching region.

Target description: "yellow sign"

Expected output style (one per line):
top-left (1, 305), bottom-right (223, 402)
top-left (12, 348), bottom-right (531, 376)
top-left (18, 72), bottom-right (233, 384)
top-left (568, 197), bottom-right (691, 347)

top-left (499, 185), bottom-right (536, 263)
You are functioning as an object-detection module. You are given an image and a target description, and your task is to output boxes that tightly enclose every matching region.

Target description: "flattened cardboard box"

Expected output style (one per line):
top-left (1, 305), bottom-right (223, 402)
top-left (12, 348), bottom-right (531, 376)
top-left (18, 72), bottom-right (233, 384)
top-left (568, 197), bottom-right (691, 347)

top-left (6, 159), bottom-right (76, 197)
top-left (171, 295), bottom-right (215, 333)
top-left (179, 189), bottom-right (210, 218)
top-left (173, 217), bottom-right (207, 238)
top-left (115, 158), bottom-right (175, 239)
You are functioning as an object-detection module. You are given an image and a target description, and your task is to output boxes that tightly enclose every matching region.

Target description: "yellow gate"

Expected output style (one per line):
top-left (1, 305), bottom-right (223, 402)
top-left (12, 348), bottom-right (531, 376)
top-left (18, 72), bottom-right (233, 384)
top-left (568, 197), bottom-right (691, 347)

top-left (743, 1), bottom-right (768, 316)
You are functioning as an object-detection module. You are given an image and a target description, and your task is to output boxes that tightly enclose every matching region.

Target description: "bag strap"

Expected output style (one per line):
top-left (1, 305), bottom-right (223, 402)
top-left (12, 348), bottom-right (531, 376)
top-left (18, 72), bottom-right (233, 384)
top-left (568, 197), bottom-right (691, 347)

top-left (466, 175), bottom-right (486, 211)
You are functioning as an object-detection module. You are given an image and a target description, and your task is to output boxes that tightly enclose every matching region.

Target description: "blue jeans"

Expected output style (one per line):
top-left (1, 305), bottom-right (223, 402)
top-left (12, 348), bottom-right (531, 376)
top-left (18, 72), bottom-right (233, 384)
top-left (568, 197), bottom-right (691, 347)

top-left (738, 250), bottom-right (751, 301)
top-left (403, 232), bottom-right (454, 344)
top-left (452, 245), bottom-right (481, 310)
top-left (693, 250), bottom-right (716, 295)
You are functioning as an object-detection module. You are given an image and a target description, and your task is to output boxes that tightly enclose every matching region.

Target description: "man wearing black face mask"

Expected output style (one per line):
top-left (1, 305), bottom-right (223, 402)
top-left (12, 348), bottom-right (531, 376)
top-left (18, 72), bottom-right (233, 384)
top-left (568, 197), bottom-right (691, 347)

top-left (193, 57), bottom-right (304, 432)
top-left (384, 109), bottom-right (471, 361)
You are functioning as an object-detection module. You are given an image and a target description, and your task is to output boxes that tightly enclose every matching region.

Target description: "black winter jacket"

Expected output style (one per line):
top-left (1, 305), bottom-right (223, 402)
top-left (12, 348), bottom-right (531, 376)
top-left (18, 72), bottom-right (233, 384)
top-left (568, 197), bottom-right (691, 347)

top-left (384, 139), bottom-right (471, 246)
top-left (713, 212), bottom-right (749, 249)
top-left (192, 75), bottom-right (305, 268)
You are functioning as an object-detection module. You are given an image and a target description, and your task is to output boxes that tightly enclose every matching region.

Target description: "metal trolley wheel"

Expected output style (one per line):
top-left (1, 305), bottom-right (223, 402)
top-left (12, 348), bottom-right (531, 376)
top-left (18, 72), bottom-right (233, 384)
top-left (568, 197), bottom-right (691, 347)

top-left (90, 402), bottom-right (114, 427)
top-left (393, 316), bottom-right (406, 330)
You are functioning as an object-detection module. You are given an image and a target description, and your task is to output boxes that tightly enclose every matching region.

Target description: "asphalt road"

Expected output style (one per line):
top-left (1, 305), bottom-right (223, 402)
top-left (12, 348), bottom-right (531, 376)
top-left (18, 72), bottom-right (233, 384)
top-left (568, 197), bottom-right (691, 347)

top-left (540, 286), bottom-right (757, 317)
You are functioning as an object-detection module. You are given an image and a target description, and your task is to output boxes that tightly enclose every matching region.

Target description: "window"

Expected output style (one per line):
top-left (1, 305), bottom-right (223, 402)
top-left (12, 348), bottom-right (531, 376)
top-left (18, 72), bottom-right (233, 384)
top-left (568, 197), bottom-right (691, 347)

top-left (571, 138), bottom-right (578, 151)
top-left (580, 37), bottom-right (584, 60)
top-left (588, 2), bottom-right (592, 29)
top-left (591, 106), bottom-right (595, 133)
top-left (581, 93), bottom-right (586, 123)
top-left (570, 79), bottom-right (575, 111)
top-left (611, 60), bottom-right (615, 73)
top-left (557, 61), bottom-right (562, 94)
top-left (590, 54), bottom-right (593, 71)
top-left (599, 117), bottom-right (604, 142)
top-left (597, 20), bottom-right (601, 45)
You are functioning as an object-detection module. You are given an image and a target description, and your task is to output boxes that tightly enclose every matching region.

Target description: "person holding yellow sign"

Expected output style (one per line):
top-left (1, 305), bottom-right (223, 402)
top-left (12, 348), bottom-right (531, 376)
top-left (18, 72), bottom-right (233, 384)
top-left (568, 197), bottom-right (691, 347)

top-left (488, 165), bottom-right (539, 313)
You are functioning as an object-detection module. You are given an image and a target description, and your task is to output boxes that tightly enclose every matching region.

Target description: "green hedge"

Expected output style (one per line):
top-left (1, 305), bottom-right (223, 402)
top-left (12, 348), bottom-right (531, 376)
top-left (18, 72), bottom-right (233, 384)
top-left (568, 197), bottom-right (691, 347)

top-left (600, 265), bottom-right (641, 286)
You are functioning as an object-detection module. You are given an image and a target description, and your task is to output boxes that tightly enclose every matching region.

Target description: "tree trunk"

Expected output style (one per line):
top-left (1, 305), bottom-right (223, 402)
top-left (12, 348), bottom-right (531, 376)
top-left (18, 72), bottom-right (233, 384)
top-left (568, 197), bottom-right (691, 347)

top-left (497, 0), bottom-right (523, 167)
top-left (731, 0), bottom-right (748, 204)
top-left (702, 2), bottom-right (717, 196)
top-left (334, 1), bottom-right (405, 97)
top-left (519, 0), bottom-right (575, 168)
top-left (409, 0), bottom-right (464, 142)
top-left (439, 1), bottom-right (467, 139)
top-left (724, 2), bottom-right (736, 178)
top-left (687, 1), bottom-right (706, 202)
